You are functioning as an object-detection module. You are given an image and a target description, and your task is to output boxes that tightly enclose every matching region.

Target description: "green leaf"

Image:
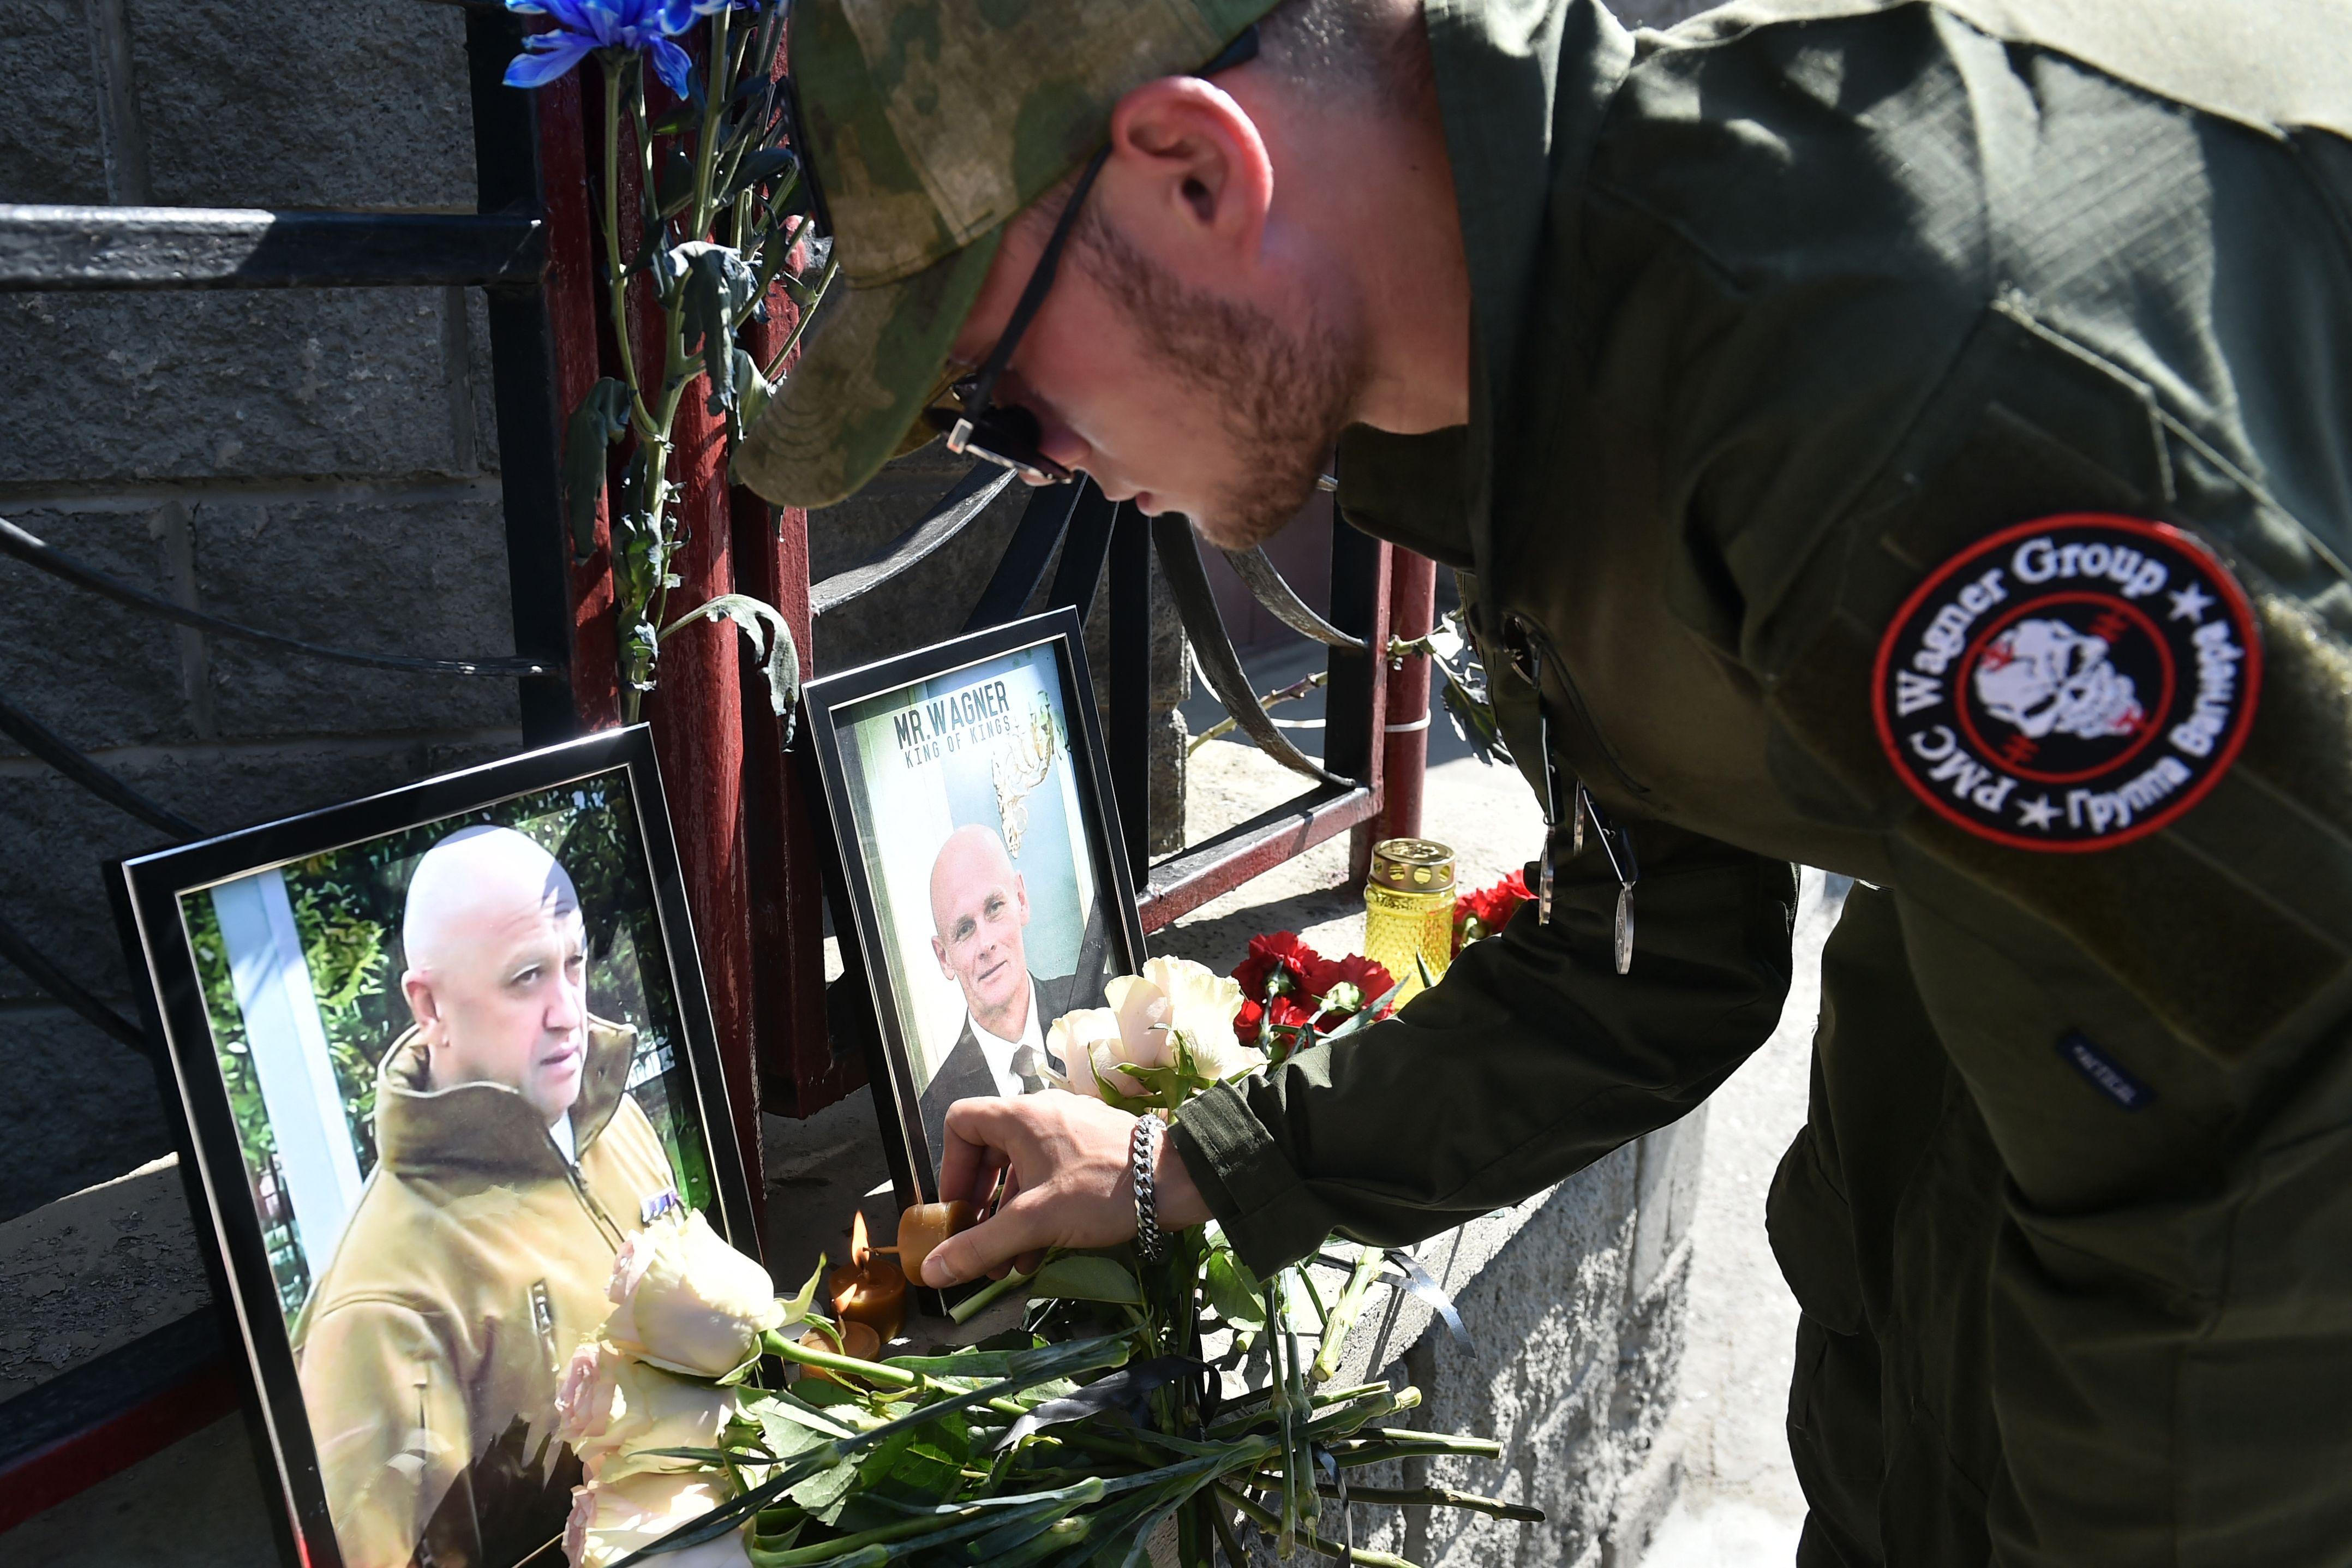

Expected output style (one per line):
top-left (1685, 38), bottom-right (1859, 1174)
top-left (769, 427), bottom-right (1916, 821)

top-left (734, 347), bottom-right (773, 432)
top-left (663, 592), bottom-right (801, 733)
top-left (561, 378), bottom-right (631, 561)
top-left (656, 145), bottom-right (699, 219)
top-left (666, 241), bottom-right (762, 410)
top-left (1204, 1248), bottom-right (1266, 1327)
top-left (725, 146), bottom-right (799, 204)
top-left (752, 1393), bottom-right (856, 1446)
top-left (853, 1429), bottom-right (916, 1488)
top-left (879, 1338), bottom-right (1048, 1381)
top-left (1029, 1255), bottom-right (1142, 1306)
top-left (650, 98), bottom-right (703, 135)
top-left (785, 1452), bottom-right (860, 1520)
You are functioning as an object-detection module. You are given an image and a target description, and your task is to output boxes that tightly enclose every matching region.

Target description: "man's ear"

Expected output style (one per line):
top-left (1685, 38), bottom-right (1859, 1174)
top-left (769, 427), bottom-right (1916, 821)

top-left (1013, 872), bottom-right (1031, 925)
top-left (1102, 76), bottom-right (1274, 273)
top-left (932, 935), bottom-right (951, 978)
top-left (402, 968), bottom-right (439, 1037)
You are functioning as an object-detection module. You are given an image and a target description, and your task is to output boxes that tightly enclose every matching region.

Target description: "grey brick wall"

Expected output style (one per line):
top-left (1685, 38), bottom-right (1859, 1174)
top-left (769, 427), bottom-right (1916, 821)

top-left (0, 0), bottom-right (520, 1223)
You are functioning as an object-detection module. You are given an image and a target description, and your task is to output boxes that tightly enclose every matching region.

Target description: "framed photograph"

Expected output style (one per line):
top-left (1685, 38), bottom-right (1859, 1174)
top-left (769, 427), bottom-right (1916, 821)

top-left (803, 607), bottom-right (1146, 1205)
top-left (112, 727), bottom-right (754, 1568)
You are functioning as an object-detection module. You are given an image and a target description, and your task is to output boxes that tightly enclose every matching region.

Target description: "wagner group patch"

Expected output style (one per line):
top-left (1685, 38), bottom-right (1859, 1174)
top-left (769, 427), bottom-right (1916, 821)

top-left (1871, 514), bottom-right (2261, 852)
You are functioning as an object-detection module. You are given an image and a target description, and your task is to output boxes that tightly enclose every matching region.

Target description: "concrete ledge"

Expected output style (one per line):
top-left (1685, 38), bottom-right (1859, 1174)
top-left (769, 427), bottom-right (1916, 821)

top-left (0, 1155), bottom-right (208, 1402)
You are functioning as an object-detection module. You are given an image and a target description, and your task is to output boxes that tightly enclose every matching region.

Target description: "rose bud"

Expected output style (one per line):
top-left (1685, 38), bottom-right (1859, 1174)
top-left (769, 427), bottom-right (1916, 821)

top-left (1046, 1007), bottom-right (1130, 1100)
top-left (603, 1208), bottom-right (788, 1377)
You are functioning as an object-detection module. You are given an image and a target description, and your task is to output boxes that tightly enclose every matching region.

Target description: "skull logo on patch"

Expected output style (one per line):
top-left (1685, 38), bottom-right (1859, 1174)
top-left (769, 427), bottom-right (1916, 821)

top-left (1972, 619), bottom-right (2144, 741)
top-left (1871, 514), bottom-right (2261, 851)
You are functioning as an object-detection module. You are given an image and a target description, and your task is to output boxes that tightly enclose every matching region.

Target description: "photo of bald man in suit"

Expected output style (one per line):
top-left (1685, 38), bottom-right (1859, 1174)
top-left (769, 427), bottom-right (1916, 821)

top-left (915, 825), bottom-right (1079, 1157)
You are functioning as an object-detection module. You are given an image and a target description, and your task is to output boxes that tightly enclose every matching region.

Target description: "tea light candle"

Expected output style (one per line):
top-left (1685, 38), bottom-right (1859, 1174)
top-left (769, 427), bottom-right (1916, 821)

top-left (827, 1210), bottom-right (908, 1340)
top-left (896, 1200), bottom-right (975, 1286)
top-left (798, 1321), bottom-right (881, 1386)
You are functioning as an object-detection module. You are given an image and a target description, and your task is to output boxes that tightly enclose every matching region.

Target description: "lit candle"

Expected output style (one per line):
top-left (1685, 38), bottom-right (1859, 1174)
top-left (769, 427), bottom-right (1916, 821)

top-left (797, 1321), bottom-right (881, 1386)
top-left (827, 1211), bottom-right (908, 1340)
top-left (896, 1200), bottom-right (975, 1287)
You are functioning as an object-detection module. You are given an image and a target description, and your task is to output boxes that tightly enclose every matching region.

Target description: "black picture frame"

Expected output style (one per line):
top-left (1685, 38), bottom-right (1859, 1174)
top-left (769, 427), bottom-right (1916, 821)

top-left (800, 609), bottom-right (1147, 1256)
top-left (111, 725), bottom-right (755, 1568)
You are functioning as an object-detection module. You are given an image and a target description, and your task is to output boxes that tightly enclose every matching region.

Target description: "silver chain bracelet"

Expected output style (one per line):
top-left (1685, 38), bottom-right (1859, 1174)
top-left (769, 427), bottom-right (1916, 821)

top-left (1130, 1115), bottom-right (1169, 1262)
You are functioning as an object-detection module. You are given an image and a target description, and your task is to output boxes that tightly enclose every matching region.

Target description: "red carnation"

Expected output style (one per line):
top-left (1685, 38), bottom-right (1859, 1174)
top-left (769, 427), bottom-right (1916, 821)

top-left (1453, 870), bottom-right (1533, 954)
top-left (1232, 930), bottom-right (1324, 1005)
top-left (1236, 990), bottom-right (1319, 1048)
top-left (1309, 953), bottom-right (1398, 1021)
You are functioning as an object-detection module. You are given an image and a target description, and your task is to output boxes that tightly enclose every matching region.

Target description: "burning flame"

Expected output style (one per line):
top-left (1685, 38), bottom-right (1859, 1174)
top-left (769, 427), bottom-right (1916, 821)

top-left (849, 1208), bottom-right (870, 1268)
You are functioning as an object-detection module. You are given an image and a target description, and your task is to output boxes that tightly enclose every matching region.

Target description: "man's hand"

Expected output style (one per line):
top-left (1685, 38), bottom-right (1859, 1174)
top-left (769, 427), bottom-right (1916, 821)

top-left (923, 1093), bottom-right (1208, 1287)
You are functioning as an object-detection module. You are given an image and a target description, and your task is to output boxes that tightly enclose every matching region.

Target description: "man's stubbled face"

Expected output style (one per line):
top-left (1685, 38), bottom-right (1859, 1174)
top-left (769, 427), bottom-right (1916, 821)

top-left (1073, 207), bottom-right (1361, 549)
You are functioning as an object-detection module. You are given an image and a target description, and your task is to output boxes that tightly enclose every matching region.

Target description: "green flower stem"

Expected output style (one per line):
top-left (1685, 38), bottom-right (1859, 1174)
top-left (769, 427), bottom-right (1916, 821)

top-left (600, 62), bottom-right (650, 430)
top-left (761, 1328), bottom-right (921, 1391)
top-left (1310, 1246), bottom-right (1387, 1384)
top-left (689, 6), bottom-right (733, 235)
top-left (1309, 1483), bottom-right (1545, 1524)
top-left (1214, 1484), bottom-right (1422, 1568)
top-left (945, 1256), bottom-right (1045, 1324)
top-left (1321, 1437), bottom-right (1506, 1470)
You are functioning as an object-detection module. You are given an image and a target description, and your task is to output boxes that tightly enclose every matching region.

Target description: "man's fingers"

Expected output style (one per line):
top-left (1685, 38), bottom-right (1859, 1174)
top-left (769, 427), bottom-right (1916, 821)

top-left (936, 1096), bottom-right (1032, 1204)
top-left (923, 1190), bottom-right (1052, 1287)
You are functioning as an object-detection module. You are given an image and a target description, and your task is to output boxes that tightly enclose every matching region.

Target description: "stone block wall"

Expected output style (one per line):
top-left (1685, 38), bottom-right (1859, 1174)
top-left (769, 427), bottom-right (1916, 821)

top-left (0, 1), bottom-right (518, 1223)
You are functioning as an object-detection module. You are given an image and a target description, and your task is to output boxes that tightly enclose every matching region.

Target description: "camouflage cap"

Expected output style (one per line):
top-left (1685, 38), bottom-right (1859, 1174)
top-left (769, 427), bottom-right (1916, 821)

top-left (733, 0), bottom-right (1278, 509)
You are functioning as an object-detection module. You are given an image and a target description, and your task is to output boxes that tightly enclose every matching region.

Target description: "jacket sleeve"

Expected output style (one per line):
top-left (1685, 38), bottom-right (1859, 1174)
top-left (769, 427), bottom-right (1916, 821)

top-left (1172, 819), bottom-right (1795, 1277)
top-left (1653, 111), bottom-right (2352, 1568)
top-left (298, 1298), bottom-right (470, 1568)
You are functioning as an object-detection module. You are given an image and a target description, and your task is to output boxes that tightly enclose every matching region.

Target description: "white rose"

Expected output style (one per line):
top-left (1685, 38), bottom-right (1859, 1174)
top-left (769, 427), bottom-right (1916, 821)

top-left (564, 1467), bottom-right (749, 1568)
top-left (1103, 974), bottom-right (1176, 1070)
top-left (556, 1339), bottom-right (741, 1481)
top-left (1139, 955), bottom-right (1246, 1068)
top-left (605, 1209), bottom-right (788, 1377)
top-left (1103, 958), bottom-right (1258, 1085)
top-left (1047, 1007), bottom-right (1135, 1100)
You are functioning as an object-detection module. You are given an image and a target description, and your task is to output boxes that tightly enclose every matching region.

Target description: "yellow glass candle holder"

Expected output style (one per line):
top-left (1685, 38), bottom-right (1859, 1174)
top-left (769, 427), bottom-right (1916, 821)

top-left (1362, 837), bottom-right (1456, 1008)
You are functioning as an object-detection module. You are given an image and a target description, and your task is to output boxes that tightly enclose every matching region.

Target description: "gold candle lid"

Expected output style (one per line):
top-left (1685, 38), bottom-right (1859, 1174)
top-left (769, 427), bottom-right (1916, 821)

top-left (1370, 837), bottom-right (1455, 893)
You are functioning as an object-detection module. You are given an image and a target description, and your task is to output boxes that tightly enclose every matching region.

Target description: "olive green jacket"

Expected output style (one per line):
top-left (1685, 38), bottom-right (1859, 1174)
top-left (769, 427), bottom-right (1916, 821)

top-left (1169, 2), bottom-right (2352, 1562)
top-left (292, 1019), bottom-right (677, 1568)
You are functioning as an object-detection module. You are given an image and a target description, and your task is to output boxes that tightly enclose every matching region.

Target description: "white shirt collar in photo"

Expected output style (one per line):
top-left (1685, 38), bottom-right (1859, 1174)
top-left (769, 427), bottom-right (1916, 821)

top-left (548, 1110), bottom-right (578, 1165)
top-left (967, 977), bottom-right (1052, 1097)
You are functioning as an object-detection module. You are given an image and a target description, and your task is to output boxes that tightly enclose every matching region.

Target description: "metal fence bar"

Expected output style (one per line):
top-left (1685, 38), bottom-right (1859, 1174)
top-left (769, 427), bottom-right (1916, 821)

top-left (963, 480), bottom-right (1085, 635)
top-left (1046, 487), bottom-right (1120, 620)
top-left (1136, 781), bottom-right (1379, 933)
top-left (0, 909), bottom-right (149, 1055)
top-left (0, 691), bottom-right (200, 838)
top-left (1109, 505), bottom-right (1153, 881)
top-left (0, 516), bottom-right (559, 679)
top-left (466, 2), bottom-right (589, 745)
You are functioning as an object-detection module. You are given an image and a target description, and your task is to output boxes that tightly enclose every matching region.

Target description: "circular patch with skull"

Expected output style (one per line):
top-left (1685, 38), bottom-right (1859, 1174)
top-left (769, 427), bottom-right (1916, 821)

top-left (1871, 513), bottom-right (2261, 851)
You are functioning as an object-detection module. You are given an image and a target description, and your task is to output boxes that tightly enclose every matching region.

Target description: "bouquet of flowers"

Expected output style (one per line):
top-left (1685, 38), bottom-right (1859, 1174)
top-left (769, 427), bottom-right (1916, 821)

top-left (566, 956), bottom-right (1535, 1568)
top-left (1225, 935), bottom-right (1398, 1066)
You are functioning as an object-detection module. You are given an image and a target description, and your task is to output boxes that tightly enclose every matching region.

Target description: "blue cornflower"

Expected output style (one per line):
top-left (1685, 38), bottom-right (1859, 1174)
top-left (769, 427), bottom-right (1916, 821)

top-left (503, 0), bottom-right (699, 98)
